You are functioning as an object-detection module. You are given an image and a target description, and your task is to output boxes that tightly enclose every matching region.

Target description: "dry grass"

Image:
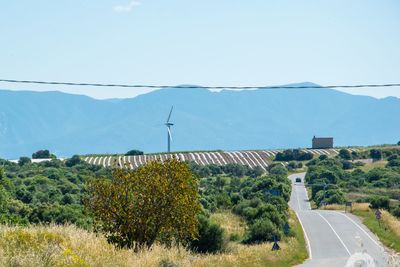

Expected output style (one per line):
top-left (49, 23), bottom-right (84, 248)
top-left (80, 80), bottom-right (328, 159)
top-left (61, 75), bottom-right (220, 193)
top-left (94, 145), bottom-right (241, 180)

top-left (323, 202), bottom-right (370, 212)
top-left (381, 210), bottom-right (400, 237)
top-left (0, 210), bottom-right (307, 267)
top-left (359, 160), bottom-right (388, 172)
top-left (210, 211), bottom-right (246, 240)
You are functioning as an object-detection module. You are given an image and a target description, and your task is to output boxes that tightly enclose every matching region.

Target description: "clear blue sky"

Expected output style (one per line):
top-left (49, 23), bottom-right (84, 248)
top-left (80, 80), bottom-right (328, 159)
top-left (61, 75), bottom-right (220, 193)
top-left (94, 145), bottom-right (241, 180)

top-left (1, 0), bottom-right (399, 99)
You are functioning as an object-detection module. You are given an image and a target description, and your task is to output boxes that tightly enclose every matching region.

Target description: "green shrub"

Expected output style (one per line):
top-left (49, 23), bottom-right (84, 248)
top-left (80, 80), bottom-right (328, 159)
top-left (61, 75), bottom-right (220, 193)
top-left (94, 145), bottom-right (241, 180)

top-left (189, 215), bottom-right (225, 254)
top-left (342, 160), bottom-right (353, 170)
top-left (369, 196), bottom-right (390, 210)
top-left (319, 155), bottom-right (328, 160)
top-left (65, 155), bottom-right (82, 167)
top-left (339, 149), bottom-right (351, 160)
top-left (391, 205), bottom-right (400, 218)
top-left (244, 218), bottom-right (280, 244)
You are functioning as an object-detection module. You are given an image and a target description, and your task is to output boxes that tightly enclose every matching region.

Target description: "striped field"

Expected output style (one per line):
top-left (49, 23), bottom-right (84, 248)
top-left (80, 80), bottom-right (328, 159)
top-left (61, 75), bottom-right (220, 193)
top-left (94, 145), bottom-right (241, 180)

top-left (83, 148), bottom-right (351, 171)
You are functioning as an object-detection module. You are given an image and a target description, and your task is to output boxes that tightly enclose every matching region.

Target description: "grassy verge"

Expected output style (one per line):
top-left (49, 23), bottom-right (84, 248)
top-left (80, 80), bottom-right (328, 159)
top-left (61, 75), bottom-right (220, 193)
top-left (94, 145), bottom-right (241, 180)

top-left (353, 209), bottom-right (400, 252)
top-left (323, 203), bottom-right (400, 252)
top-left (0, 210), bottom-right (307, 267)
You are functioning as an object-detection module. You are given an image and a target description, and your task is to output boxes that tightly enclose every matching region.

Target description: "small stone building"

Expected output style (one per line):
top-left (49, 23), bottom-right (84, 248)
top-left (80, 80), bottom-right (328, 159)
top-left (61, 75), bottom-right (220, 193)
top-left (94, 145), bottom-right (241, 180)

top-left (312, 136), bottom-right (333, 149)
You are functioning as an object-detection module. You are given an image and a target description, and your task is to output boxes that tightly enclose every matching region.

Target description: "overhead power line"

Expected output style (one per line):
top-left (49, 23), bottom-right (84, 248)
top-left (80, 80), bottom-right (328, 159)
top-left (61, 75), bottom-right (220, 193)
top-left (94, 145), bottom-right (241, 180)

top-left (0, 78), bottom-right (400, 90)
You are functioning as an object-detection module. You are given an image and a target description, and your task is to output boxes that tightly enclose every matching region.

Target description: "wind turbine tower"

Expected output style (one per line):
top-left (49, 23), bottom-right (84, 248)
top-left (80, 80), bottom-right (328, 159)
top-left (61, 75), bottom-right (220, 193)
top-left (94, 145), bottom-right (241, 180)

top-left (165, 106), bottom-right (174, 153)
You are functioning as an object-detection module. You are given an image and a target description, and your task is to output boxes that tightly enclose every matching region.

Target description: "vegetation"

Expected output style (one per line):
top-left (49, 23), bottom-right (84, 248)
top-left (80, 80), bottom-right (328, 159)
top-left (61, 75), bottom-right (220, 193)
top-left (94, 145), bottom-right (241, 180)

top-left (0, 157), bottom-right (109, 226)
top-left (274, 149), bottom-right (313, 162)
top-left (193, 162), bottom-right (291, 244)
top-left (306, 147), bottom-right (400, 217)
top-left (85, 159), bottom-right (201, 250)
top-left (0, 210), bottom-right (307, 267)
top-left (32, 149), bottom-right (55, 159)
top-left (0, 154), bottom-right (308, 266)
top-left (125, 150), bottom-right (144, 156)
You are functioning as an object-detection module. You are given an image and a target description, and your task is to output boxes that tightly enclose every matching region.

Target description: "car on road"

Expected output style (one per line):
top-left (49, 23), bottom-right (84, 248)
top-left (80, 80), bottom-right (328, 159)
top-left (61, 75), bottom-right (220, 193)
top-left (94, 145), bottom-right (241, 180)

top-left (295, 177), bottom-right (301, 183)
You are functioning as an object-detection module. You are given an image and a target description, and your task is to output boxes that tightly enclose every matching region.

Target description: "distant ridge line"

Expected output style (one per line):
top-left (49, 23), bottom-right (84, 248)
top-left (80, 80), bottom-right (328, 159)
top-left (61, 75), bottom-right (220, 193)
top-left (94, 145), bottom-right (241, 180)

top-left (1, 79), bottom-right (400, 90)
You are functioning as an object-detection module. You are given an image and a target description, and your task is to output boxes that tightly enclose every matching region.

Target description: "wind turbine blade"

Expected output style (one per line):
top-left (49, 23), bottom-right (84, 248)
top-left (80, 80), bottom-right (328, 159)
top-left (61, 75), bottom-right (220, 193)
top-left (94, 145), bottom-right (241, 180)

top-left (166, 106), bottom-right (174, 122)
top-left (167, 127), bottom-right (173, 141)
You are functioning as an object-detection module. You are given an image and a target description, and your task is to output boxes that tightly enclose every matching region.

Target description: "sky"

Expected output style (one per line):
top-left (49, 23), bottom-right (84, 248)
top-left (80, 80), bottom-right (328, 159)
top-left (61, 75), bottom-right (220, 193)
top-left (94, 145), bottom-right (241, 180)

top-left (0, 0), bottom-right (400, 99)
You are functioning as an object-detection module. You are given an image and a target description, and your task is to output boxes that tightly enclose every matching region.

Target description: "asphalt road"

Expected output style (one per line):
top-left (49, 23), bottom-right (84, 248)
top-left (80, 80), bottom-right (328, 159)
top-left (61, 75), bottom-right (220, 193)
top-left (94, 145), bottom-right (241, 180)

top-left (288, 173), bottom-right (389, 267)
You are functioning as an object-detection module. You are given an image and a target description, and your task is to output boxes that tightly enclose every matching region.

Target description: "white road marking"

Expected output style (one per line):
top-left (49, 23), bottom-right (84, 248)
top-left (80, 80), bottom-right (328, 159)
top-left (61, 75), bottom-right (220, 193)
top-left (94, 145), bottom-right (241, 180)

top-left (296, 185), bottom-right (302, 211)
top-left (316, 211), bottom-right (352, 256)
top-left (336, 212), bottom-right (382, 248)
top-left (295, 211), bottom-right (313, 260)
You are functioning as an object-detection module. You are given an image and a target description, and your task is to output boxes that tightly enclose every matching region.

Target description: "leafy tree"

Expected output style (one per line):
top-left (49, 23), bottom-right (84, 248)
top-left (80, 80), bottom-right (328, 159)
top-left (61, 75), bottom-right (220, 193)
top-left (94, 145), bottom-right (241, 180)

top-left (370, 149), bottom-right (382, 161)
top-left (125, 149), bottom-right (144, 156)
top-left (85, 158), bottom-right (201, 250)
top-left (32, 149), bottom-right (53, 159)
top-left (397, 141), bottom-right (400, 146)
top-left (18, 157), bottom-right (31, 166)
top-left (65, 155), bottom-right (82, 167)
top-left (339, 149), bottom-right (351, 160)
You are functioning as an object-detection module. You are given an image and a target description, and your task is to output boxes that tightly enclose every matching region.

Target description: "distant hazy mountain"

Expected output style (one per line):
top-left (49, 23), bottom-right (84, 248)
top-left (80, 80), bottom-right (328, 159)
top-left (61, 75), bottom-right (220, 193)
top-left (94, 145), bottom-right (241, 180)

top-left (0, 82), bottom-right (399, 159)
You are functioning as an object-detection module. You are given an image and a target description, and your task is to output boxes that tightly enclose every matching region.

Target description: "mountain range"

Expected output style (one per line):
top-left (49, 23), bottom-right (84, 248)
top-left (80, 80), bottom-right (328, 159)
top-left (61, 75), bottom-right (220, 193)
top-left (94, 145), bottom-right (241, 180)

top-left (0, 82), bottom-right (399, 159)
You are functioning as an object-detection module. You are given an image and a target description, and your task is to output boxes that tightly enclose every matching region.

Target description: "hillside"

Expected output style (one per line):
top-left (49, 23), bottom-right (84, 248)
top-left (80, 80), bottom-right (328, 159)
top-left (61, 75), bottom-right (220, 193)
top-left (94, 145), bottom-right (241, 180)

top-left (1, 83), bottom-right (400, 158)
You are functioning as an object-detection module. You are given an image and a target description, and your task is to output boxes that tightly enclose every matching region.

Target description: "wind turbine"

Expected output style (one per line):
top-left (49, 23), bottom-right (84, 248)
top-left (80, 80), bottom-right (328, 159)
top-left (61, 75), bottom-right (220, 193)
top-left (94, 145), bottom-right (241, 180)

top-left (165, 106), bottom-right (174, 152)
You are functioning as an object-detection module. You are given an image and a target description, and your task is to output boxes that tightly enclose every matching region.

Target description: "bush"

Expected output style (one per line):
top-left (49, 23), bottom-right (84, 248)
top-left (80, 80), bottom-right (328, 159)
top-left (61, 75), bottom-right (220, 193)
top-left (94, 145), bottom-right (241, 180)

top-left (269, 165), bottom-right (288, 176)
top-left (244, 218), bottom-right (280, 244)
top-left (65, 155), bottom-right (82, 167)
top-left (370, 149), bottom-right (382, 161)
top-left (339, 149), bottom-right (351, 160)
top-left (125, 150), bottom-right (144, 156)
top-left (387, 159), bottom-right (400, 167)
top-left (342, 160), bottom-right (353, 170)
top-left (189, 215), bottom-right (225, 253)
top-left (18, 157), bottom-right (31, 166)
top-left (319, 155), bottom-right (328, 160)
top-left (369, 196), bottom-right (390, 210)
top-left (275, 149), bottom-right (313, 161)
top-left (391, 205), bottom-right (400, 218)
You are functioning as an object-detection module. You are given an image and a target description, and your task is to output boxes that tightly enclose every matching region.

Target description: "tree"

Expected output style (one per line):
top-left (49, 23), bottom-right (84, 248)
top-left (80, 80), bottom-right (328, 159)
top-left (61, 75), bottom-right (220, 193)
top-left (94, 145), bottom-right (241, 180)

top-left (397, 141), bottom-right (400, 146)
top-left (339, 149), bottom-right (351, 160)
top-left (65, 155), bottom-right (82, 167)
top-left (370, 149), bottom-right (382, 161)
top-left (32, 149), bottom-right (52, 159)
top-left (125, 149), bottom-right (144, 156)
top-left (85, 158), bottom-right (201, 250)
top-left (18, 157), bottom-right (31, 166)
